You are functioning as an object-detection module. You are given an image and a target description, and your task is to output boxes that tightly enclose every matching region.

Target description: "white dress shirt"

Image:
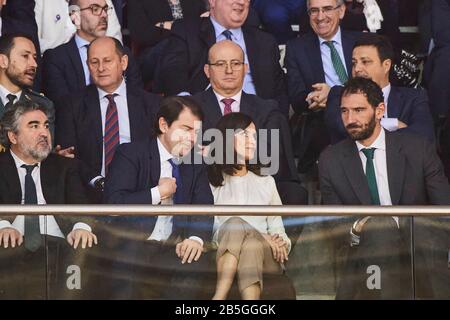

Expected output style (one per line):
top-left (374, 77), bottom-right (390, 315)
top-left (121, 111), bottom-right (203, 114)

top-left (210, 16), bottom-right (256, 95)
top-left (213, 90), bottom-right (242, 115)
top-left (0, 84), bottom-right (21, 107)
top-left (319, 27), bottom-right (349, 87)
top-left (380, 84), bottom-right (400, 132)
top-left (0, 151), bottom-right (91, 237)
top-left (210, 171), bottom-right (291, 253)
top-left (147, 138), bottom-right (203, 245)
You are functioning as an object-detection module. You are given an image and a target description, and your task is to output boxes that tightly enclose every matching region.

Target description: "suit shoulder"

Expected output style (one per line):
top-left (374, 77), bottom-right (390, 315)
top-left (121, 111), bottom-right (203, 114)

top-left (393, 86), bottom-right (427, 99)
top-left (43, 40), bottom-right (72, 58)
top-left (24, 90), bottom-right (54, 105)
top-left (287, 32), bottom-right (317, 48)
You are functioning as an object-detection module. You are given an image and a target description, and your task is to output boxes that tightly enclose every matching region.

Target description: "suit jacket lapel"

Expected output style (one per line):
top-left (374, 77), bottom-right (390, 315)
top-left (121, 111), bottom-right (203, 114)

top-left (386, 86), bottom-right (402, 118)
top-left (85, 86), bottom-right (104, 164)
top-left (3, 153), bottom-right (22, 203)
top-left (385, 132), bottom-right (405, 205)
top-left (126, 86), bottom-right (141, 141)
top-left (68, 37), bottom-right (87, 88)
top-left (341, 140), bottom-right (373, 204)
top-left (40, 157), bottom-right (57, 204)
top-left (307, 35), bottom-right (326, 83)
top-left (148, 138), bottom-right (161, 187)
top-left (341, 31), bottom-right (354, 77)
top-left (204, 88), bottom-right (223, 129)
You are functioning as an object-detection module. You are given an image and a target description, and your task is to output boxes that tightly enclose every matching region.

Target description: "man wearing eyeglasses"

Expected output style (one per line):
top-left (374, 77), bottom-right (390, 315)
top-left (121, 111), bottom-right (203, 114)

top-left (42, 0), bottom-right (142, 105)
top-left (285, 0), bottom-right (361, 174)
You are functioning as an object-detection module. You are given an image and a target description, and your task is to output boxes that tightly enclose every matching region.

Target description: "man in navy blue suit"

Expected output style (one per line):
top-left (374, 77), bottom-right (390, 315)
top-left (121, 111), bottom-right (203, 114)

top-left (325, 33), bottom-right (435, 144)
top-left (285, 0), bottom-right (361, 172)
top-left (102, 96), bottom-right (214, 299)
top-left (42, 0), bottom-right (142, 105)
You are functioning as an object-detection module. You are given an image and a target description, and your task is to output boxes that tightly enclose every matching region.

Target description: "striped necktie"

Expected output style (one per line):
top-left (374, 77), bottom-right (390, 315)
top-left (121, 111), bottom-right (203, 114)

top-left (324, 41), bottom-right (348, 84)
top-left (221, 98), bottom-right (234, 115)
top-left (361, 148), bottom-right (381, 205)
top-left (104, 94), bottom-right (120, 176)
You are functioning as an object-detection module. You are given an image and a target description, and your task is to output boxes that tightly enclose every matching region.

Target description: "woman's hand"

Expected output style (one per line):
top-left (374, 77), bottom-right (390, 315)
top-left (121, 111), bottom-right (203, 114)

top-left (263, 233), bottom-right (289, 263)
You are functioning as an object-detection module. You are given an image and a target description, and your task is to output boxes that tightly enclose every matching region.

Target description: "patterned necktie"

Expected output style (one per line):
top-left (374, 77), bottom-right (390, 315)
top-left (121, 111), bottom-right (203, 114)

top-left (324, 41), bottom-right (348, 84)
top-left (222, 30), bottom-right (233, 41)
top-left (221, 98), bottom-right (235, 115)
top-left (4, 94), bottom-right (17, 110)
top-left (361, 148), bottom-right (381, 205)
top-left (168, 158), bottom-right (183, 204)
top-left (21, 164), bottom-right (41, 252)
top-left (104, 94), bottom-right (120, 176)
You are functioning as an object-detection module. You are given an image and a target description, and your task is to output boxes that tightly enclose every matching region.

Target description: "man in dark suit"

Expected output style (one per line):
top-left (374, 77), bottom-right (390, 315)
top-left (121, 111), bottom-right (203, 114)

top-left (102, 96), bottom-right (214, 299)
top-left (319, 77), bottom-right (450, 299)
top-left (159, 0), bottom-right (289, 116)
top-left (325, 33), bottom-right (435, 144)
top-left (42, 0), bottom-right (142, 105)
top-left (0, 100), bottom-right (97, 299)
top-left (285, 0), bottom-right (360, 172)
top-left (55, 37), bottom-right (161, 203)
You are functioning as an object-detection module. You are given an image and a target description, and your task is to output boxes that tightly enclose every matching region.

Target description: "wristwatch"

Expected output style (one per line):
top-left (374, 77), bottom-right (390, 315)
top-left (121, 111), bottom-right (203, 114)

top-left (159, 22), bottom-right (164, 29)
top-left (94, 177), bottom-right (105, 192)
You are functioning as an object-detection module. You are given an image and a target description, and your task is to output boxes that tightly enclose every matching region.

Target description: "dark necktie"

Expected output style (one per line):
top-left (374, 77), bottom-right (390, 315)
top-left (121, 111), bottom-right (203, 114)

top-left (4, 94), bottom-right (17, 110)
top-left (21, 164), bottom-right (41, 252)
top-left (221, 98), bottom-right (235, 115)
top-left (361, 148), bottom-right (381, 205)
top-left (168, 158), bottom-right (183, 204)
top-left (324, 41), bottom-right (348, 84)
top-left (222, 30), bottom-right (233, 41)
top-left (104, 94), bottom-right (120, 176)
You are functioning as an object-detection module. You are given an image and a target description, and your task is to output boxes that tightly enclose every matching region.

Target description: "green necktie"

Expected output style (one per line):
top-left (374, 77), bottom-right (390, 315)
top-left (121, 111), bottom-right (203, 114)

top-left (324, 41), bottom-right (348, 84)
top-left (361, 148), bottom-right (381, 205)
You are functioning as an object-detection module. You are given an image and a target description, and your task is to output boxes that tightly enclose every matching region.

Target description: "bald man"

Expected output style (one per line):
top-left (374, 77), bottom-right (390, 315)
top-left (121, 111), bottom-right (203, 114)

top-left (55, 36), bottom-right (161, 204)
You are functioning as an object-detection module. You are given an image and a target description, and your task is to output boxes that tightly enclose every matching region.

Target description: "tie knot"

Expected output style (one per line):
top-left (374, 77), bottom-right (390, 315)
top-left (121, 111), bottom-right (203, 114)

top-left (361, 148), bottom-right (376, 160)
top-left (324, 41), bottom-right (336, 48)
top-left (168, 158), bottom-right (180, 168)
top-left (221, 98), bottom-right (235, 107)
top-left (6, 94), bottom-right (17, 105)
top-left (222, 30), bottom-right (233, 41)
top-left (105, 93), bottom-right (118, 103)
top-left (21, 164), bottom-right (38, 175)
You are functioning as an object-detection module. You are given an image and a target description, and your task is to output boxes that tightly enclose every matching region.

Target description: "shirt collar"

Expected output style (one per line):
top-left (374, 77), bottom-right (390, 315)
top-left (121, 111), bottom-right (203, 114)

top-left (97, 78), bottom-right (127, 100)
top-left (382, 83), bottom-right (391, 106)
top-left (0, 84), bottom-right (22, 105)
top-left (10, 149), bottom-right (41, 170)
top-left (75, 34), bottom-right (90, 50)
top-left (210, 16), bottom-right (243, 42)
top-left (214, 90), bottom-right (242, 106)
top-left (356, 127), bottom-right (386, 152)
top-left (319, 27), bottom-right (342, 46)
top-left (157, 137), bottom-right (175, 163)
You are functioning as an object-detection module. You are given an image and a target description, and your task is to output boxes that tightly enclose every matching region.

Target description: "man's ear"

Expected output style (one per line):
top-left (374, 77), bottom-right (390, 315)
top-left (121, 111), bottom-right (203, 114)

top-left (7, 131), bottom-right (17, 145)
top-left (120, 54), bottom-right (129, 72)
top-left (376, 102), bottom-right (385, 120)
top-left (159, 117), bottom-right (169, 134)
top-left (204, 64), bottom-right (210, 79)
top-left (383, 59), bottom-right (392, 75)
top-left (0, 54), bottom-right (9, 69)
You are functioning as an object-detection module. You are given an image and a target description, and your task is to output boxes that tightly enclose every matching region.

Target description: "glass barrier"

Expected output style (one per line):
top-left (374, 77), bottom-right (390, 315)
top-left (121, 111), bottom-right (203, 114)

top-left (0, 206), bottom-right (449, 300)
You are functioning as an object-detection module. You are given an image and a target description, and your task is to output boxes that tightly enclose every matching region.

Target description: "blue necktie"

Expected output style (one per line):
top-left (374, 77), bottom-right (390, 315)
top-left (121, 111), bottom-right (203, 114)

top-left (222, 30), bottom-right (233, 41)
top-left (168, 158), bottom-right (183, 204)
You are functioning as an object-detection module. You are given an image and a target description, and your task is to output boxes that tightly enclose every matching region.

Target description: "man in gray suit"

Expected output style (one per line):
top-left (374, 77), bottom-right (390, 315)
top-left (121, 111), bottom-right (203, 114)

top-left (319, 77), bottom-right (450, 299)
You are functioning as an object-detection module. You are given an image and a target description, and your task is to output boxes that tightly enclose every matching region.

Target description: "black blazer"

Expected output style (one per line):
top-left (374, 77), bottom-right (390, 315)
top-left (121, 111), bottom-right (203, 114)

top-left (103, 138), bottom-right (214, 242)
top-left (127, 0), bottom-right (206, 47)
top-left (318, 130), bottom-right (450, 206)
top-left (55, 84), bottom-right (161, 187)
top-left (193, 88), bottom-right (298, 182)
top-left (325, 85), bottom-right (435, 144)
top-left (42, 37), bottom-right (143, 104)
top-left (0, 152), bottom-right (90, 235)
top-left (285, 30), bottom-right (360, 114)
top-left (160, 17), bottom-right (289, 115)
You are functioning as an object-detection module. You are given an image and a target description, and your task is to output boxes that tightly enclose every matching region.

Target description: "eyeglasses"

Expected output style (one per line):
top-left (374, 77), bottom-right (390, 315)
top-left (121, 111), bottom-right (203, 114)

top-left (208, 60), bottom-right (245, 71)
top-left (80, 4), bottom-right (112, 16)
top-left (307, 4), bottom-right (341, 17)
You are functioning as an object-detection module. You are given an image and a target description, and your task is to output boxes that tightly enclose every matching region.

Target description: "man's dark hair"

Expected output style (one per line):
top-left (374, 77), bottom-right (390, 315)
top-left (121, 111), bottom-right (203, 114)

top-left (341, 77), bottom-right (384, 109)
top-left (353, 33), bottom-right (394, 63)
top-left (154, 96), bottom-right (204, 135)
top-left (0, 33), bottom-right (35, 57)
top-left (88, 36), bottom-right (126, 58)
top-left (69, 0), bottom-right (80, 6)
top-left (0, 100), bottom-right (51, 148)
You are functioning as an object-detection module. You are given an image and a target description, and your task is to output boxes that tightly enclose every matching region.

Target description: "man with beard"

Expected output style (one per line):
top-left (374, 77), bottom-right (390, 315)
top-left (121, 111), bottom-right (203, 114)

top-left (318, 77), bottom-right (450, 299)
top-left (0, 100), bottom-right (97, 299)
top-left (0, 33), bottom-right (53, 125)
top-left (42, 0), bottom-right (142, 105)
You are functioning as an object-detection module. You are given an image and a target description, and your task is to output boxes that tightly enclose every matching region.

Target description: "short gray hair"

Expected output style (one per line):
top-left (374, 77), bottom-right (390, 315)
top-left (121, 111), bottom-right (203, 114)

top-left (0, 100), bottom-right (51, 148)
top-left (307, 0), bottom-right (344, 9)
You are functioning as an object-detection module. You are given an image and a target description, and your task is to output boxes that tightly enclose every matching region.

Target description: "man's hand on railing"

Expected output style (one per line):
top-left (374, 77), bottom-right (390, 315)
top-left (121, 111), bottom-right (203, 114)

top-left (67, 229), bottom-right (98, 249)
top-left (0, 227), bottom-right (23, 249)
top-left (176, 238), bottom-right (203, 264)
